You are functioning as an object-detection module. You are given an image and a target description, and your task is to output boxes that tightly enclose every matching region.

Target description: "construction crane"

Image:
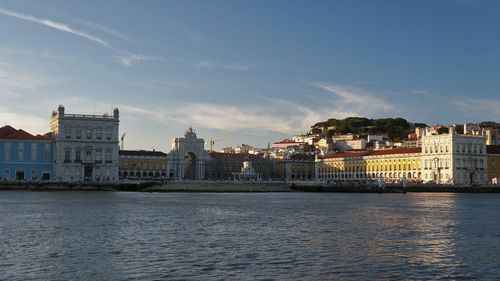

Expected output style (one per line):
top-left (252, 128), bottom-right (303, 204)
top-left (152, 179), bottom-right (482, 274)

top-left (207, 136), bottom-right (233, 152)
top-left (120, 133), bottom-right (126, 150)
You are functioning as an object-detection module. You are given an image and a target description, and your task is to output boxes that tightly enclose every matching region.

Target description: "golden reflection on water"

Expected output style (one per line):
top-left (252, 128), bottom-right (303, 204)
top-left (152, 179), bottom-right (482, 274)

top-left (396, 194), bottom-right (462, 270)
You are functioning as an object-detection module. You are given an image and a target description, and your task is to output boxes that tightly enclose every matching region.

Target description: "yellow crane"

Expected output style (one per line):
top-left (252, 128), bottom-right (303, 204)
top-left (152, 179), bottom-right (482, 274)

top-left (207, 136), bottom-right (233, 152)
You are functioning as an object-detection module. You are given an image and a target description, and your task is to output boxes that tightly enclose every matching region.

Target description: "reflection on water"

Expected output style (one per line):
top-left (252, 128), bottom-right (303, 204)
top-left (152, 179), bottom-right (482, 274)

top-left (1, 192), bottom-right (500, 280)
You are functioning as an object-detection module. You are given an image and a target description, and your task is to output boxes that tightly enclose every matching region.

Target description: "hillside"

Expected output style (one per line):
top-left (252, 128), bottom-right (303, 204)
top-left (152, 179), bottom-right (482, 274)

top-left (311, 117), bottom-right (424, 140)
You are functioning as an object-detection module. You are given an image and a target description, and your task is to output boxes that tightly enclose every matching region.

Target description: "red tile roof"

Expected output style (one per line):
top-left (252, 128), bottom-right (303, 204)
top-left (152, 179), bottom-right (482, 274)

top-left (324, 147), bottom-right (421, 159)
top-left (209, 152), bottom-right (263, 159)
top-left (368, 147), bottom-right (422, 156)
top-left (0, 125), bottom-right (52, 141)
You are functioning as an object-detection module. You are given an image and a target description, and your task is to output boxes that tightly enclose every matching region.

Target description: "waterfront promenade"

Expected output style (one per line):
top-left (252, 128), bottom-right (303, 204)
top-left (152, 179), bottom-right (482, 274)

top-left (1, 180), bottom-right (499, 193)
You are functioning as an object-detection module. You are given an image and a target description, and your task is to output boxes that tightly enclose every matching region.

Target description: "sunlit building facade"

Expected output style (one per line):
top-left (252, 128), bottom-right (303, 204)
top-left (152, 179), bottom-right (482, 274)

top-left (421, 129), bottom-right (487, 185)
top-left (316, 147), bottom-right (422, 183)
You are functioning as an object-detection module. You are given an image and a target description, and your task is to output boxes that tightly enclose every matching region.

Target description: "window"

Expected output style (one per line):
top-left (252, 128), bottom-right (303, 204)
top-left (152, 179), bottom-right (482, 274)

top-left (4, 142), bottom-right (11, 161)
top-left (106, 130), bottom-right (111, 140)
top-left (468, 143), bottom-right (472, 153)
top-left (76, 129), bottom-right (82, 139)
top-left (473, 144), bottom-right (477, 154)
top-left (31, 143), bottom-right (38, 161)
top-left (480, 145), bottom-right (483, 154)
top-left (18, 143), bottom-right (24, 161)
top-left (75, 150), bottom-right (81, 162)
top-left (96, 130), bottom-right (102, 140)
top-left (16, 170), bottom-right (25, 180)
top-left (86, 129), bottom-right (92, 139)
top-left (44, 144), bottom-right (50, 161)
top-left (85, 150), bottom-right (92, 161)
top-left (4, 169), bottom-right (10, 180)
top-left (425, 147), bottom-right (428, 153)
top-left (96, 150), bottom-right (102, 162)
top-left (65, 129), bottom-right (71, 139)
top-left (31, 169), bottom-right (37, 180)
top-left (65, 149), bottom-right (71, 162)
top-left (105, 150), bottom-right (111, 162)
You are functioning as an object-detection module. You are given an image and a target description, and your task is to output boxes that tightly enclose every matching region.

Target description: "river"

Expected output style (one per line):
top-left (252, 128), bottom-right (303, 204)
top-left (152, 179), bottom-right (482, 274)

top-left (1, 191), bottom-right (499, 280)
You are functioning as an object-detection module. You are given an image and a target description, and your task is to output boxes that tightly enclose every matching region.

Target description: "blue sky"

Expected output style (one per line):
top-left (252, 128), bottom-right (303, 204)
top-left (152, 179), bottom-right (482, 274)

top-left (0, 0), bottom-right (499, 151)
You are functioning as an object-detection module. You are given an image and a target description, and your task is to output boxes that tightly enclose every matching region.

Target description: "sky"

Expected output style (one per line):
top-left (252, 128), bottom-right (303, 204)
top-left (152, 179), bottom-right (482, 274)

top-left (0, 0), bottom-right (499, 152)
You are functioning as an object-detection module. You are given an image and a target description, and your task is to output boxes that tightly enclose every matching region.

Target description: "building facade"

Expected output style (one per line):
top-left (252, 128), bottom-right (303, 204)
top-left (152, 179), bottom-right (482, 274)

top-left (119, 150), bottom-right (167, 179)
top-left (166, 127), bottom-right (210, 180)
top-left (275, 154), bottom-right (315, 181)
top-left (205, 152), bottom-right (274, 180)
top-left (486, 145), bottom-right (500, 184)
top-left (421, 129), bottom-right (487, 185)
top-left (316, 147), bottom-right (422, 183)
top-left (51, 105), bottom-right (120, 182)
top-left (0, 126), bottom-right (54, 181)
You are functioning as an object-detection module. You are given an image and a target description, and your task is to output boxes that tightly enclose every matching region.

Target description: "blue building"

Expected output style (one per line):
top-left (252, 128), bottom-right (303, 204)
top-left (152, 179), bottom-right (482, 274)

top-left (0, 126), bottom-right (54, 181)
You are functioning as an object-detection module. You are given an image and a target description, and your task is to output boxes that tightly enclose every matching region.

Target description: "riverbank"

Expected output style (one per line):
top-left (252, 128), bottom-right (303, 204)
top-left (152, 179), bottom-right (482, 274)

top-left (0, 181), bottom-right (499, 193)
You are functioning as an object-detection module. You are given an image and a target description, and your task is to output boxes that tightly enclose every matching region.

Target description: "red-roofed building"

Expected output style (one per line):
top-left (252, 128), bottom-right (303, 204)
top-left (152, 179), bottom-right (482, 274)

top-left (272, 139), bottom-right (306, 150)
top-left (0, 126), bottom-right (54, 181)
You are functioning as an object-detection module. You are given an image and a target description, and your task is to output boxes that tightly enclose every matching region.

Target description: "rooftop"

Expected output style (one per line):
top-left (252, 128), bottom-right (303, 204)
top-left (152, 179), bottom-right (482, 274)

top-left (324, 147), bottom-right (421, 159)
top-left (119, 150), bottom-right (167, 157)
top-left (0, 126), bottom-right (52, 141)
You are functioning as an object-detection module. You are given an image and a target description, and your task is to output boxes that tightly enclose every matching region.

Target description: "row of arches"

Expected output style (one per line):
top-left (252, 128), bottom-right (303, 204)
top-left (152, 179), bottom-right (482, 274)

top-left (120, 171), bottom-right (167, 178)
top-left (319, 172), bottom-right (422, 181)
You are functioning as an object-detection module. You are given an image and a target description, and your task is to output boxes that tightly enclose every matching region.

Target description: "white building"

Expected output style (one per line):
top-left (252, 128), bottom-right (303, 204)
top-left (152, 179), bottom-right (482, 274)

top-left (51, 105), bottom-right (120, 182)
top-left (421, 128), bottom-right (487, 185)
top-left (334, 139), bottom-right (367, 152)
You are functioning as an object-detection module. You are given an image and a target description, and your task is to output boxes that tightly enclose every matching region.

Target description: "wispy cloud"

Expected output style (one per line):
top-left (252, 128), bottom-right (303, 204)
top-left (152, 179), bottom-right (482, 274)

top-left (75, 19), bottom-right (130, 41)
top-left (310, 82), bottom-right (394, 114)
top-left (174, 24), bottom-right (202, 43)
top-left (195, 59), bottom-right (253, 71)
top-left (114, 53), bottom-right (160, 66)
top-left (0, 7), bottom-right (109, 46)
top-left (450, 98), bottom-right (500, 120)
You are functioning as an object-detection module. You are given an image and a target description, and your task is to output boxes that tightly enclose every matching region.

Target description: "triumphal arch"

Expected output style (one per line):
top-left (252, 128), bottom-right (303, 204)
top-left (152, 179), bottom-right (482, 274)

top-left (166, 127), bottom-right (209, 180)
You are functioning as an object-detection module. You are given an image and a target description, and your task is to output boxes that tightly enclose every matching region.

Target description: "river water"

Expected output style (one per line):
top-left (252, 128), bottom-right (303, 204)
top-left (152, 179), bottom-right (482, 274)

top-left (1, 191), bottom-right (499, 280)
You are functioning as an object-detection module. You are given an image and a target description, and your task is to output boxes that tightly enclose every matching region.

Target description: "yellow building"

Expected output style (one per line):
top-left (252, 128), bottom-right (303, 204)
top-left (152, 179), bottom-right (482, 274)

top-left (119, 150), bottom-right (167, 179)
top-left (317, 147), bottom-right (422, 183)
top-left (486, 145), bottom-right (500, 184)
top-left (365, 147), bottom-right (422, 183)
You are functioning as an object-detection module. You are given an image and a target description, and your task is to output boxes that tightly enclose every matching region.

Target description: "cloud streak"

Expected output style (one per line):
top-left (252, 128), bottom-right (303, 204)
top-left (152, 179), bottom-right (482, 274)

top-left (195, 59), bottom-right (253, 71)
top-left (114, 53), bottom-right (158, 66)
top-left (75, 19), bottom-right (130, 41)
top-left (0, 7), bottom-right (109, 46)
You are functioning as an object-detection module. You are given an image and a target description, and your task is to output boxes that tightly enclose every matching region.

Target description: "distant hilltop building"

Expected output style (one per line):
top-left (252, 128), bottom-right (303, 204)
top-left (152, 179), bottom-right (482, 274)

top-left (51, 105), bottom-right (120, 182)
